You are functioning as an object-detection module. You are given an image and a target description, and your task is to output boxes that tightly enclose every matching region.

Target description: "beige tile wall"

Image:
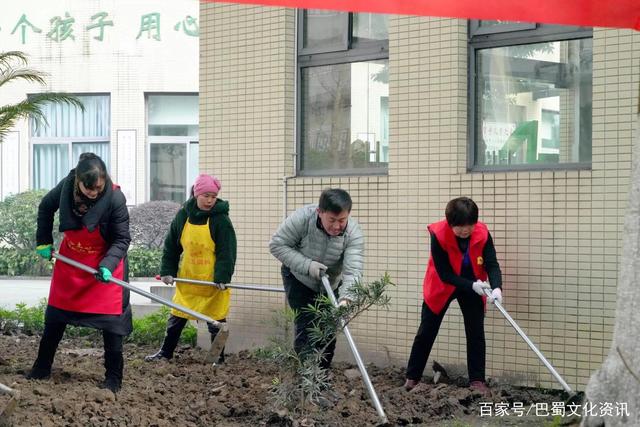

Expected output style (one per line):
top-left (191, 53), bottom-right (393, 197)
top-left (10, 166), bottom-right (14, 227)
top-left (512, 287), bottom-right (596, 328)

top-left (201, 3), bottom-right (640, 390)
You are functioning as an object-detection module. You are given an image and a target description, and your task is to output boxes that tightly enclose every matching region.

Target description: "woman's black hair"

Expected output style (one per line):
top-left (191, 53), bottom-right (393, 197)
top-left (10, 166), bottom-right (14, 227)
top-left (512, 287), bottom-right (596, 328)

top-left (318, 188), bottom-right (352, 214)
top-left (445, 197), bottom-right (479, 226)
top-left (76, 152), bottom-right (109, 190)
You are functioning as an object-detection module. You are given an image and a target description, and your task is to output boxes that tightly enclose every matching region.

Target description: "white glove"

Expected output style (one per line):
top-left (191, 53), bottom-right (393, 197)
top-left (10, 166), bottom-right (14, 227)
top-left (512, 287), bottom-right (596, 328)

top-left (490, 288), bottom-right (502, 304)
top-left (471, 280), bottom-right (490, 296)
top-left (308, 261), bottom-right (328, 280)
top-left (161, 275), bottom-right (174, 285)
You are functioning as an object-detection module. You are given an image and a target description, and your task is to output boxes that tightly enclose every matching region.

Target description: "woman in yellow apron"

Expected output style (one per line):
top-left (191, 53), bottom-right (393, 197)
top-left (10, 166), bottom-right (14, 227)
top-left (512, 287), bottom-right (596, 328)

top-left (145, 174), bottom-right (237, 363)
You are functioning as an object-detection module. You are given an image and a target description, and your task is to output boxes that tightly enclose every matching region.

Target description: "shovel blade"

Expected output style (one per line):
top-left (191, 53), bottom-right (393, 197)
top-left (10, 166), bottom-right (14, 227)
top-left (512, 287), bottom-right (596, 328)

top-left (205, 324), bottom-right (229, 365)
top-left (0, 389), bottom-right (20, 426)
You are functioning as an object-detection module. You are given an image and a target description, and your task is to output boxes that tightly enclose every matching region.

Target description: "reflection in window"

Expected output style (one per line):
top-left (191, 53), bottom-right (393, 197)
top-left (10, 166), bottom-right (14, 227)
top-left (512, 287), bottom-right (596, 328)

top-left (298, 10), bottom-right (388, 175)
top-left (147, 94), bottom-right (199, 202)
top-left (475, 39), bottom-right (592, 167)
top-left (352, 13), bottom-right (389, 42)
top-left (301, 60), bottom-right (389, 173)
top-left (302, 10), bottom-right (347, 51)
top-left (150, 144), bottom-right (186, 204)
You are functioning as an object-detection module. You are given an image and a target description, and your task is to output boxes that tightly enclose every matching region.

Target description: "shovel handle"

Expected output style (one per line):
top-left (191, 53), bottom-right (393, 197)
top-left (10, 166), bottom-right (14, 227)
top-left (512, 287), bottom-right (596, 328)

top-left (484, 288), bottom-right (573, 393)
top-left (155, 275), bottom-right (285, 293)
top-left (320, 275), bottom-right (388, 424)
top-left (52, 252), bottom-right (221, 327)
top-left (0, 383), bottom-right (16, 396)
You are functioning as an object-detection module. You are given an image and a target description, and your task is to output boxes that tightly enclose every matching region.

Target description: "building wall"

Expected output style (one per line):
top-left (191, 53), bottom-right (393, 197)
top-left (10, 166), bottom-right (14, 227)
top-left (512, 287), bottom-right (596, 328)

top-left (0, 0), bottom-right (199, 204)
top-left (200, 3), bottom-right (640, 390)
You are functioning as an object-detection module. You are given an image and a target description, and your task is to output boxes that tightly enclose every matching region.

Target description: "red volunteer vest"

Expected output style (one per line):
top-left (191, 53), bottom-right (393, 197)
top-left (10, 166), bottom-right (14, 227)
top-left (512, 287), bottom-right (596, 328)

top-left (423, 220), bottom-right (488, 315)
top-left (48, 185), bottom-right (125, 315)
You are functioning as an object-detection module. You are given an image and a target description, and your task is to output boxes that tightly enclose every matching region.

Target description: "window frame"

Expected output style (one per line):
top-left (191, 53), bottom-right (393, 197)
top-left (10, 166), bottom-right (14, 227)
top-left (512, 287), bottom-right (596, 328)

top-left (29, 93), bottom-right (111, 189)
top-left (145, 92), bottom-right (199, 202)
top-left (467, 22), bottom-right (593, 172)
top-left (297, 10), bottom-right (389, 177)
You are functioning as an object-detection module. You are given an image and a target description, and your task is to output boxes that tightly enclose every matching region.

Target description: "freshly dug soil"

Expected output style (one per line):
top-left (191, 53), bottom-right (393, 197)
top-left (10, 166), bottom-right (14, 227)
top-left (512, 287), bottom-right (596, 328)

top-left (0, 335), bottom-right (578, 426)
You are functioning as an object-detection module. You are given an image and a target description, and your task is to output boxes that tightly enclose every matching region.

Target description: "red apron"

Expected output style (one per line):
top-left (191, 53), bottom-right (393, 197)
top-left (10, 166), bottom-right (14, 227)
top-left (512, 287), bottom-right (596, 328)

top-left (48, 227), bottom-right (125, 315)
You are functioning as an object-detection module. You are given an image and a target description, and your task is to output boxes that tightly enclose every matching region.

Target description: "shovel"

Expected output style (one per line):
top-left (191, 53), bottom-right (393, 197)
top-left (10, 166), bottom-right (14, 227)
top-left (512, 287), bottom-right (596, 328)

top-left (52, 252), bottom-right (228, 365)
top-left (155, 275), bottom-right (285, 293)
top-left (483, 288), bottom-right (576, 396)
top-left (0, 382), bottom-right (20, 425)
top-left (154, 276), bottom-right (283, 363)
top-left (320, 275), bottom-right (388, 425)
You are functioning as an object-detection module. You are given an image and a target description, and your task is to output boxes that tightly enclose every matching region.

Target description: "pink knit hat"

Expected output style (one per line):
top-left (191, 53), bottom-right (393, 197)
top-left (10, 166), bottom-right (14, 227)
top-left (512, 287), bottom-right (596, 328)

top-left (193, 174), bottom-right (221, 197)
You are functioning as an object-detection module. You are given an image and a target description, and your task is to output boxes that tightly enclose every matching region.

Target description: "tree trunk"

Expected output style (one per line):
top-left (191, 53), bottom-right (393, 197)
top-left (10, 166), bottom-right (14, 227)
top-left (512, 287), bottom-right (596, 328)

top-left (582, 91), bottom-right (640, 426)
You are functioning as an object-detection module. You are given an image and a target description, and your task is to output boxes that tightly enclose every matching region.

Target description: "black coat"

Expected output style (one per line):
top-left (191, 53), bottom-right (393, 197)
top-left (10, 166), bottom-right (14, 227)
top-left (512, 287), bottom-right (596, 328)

top-left (36, 170), bottom-right (133, 335)
top-left (160, 197), bottom-right (237, 283)
top-left (37, 170), bottom-right (131, 273)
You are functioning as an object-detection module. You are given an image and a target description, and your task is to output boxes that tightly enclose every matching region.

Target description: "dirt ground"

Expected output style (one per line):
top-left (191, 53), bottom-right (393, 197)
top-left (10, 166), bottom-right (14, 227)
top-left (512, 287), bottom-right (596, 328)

top-left (0, 334), bottom-right (580, 426)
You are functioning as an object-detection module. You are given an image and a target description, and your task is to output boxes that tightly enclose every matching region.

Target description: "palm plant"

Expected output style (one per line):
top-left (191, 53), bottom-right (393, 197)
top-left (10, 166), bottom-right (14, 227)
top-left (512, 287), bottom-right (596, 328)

top-left (0, 50), bottom-right (84, 142)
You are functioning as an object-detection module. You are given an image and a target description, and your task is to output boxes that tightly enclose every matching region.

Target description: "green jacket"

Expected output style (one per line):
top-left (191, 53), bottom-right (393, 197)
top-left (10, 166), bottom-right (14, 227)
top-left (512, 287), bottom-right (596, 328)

top-left (160, 198), bottom-right (237, 283)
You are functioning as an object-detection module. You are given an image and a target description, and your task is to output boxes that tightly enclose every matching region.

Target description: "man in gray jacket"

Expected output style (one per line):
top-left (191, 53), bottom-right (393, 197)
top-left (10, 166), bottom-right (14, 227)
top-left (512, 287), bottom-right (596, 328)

top-left (269, 188), bottom-right (364, 369)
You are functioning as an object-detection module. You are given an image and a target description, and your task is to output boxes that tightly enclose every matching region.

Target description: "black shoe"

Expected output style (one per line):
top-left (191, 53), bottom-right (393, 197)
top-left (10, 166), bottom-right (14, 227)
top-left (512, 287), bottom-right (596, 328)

top-left (26, 366), bottom-right (51, 380)
top-left (100, 376), bottom-right (121, 393)
top-left (144, 350), bottom-right (171, 362)
top-left (102, 350), bottom-right (123, 393)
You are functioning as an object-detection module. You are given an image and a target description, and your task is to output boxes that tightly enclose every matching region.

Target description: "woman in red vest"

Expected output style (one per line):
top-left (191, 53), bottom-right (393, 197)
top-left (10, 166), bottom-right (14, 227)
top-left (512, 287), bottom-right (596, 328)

top-left (404, 197), bottom-right (502, 394)
top-left (28, 153), bottom-right (131, 393)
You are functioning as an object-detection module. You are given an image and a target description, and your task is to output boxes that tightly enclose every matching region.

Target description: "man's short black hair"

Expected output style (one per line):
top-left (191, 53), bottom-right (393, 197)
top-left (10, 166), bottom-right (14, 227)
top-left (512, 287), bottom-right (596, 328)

top-left (318, 188), bottom-right (352, 214)
top-left (445, 197), bottom-right (478, 226)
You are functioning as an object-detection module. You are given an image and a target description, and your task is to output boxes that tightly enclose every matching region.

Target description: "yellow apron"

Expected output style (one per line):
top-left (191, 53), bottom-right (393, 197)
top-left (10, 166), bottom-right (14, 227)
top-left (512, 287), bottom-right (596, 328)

top-left (171, 218), bottom-right (231, 320)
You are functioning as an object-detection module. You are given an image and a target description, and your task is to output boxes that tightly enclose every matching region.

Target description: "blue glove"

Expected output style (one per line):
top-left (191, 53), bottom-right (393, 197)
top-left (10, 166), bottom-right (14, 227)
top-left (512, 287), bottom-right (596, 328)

top-left (95, 267), bottom-right (112, 283)
top-left (36, 244), bottom-right (52, 260)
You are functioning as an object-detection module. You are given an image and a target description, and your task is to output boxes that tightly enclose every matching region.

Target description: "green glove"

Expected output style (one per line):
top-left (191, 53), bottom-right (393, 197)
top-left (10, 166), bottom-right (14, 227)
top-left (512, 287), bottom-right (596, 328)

top-left (95, 266), bottom-right (112, 283)
top-left (36, 244), bottom-right (52, 260)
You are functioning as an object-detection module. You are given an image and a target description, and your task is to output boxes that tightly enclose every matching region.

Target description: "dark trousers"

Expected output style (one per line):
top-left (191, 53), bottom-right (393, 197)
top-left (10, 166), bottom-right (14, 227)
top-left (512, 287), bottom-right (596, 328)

top-left (406, 289), bottom-right (486, 383)
top-left (32, 321), bottom-right (124, 373)
top-left (281, 265), bottom-right (338, 370)
top-left (160, 315), bottom-right (226, 361)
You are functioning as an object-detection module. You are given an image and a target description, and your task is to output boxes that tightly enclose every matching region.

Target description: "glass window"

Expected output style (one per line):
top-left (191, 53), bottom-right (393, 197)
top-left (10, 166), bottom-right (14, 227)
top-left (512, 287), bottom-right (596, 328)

top-left (31, 95), bottom-right (110, 138)
top-left (33, 144), bottom-right (69, 190)
top-left (301, 10), bottom-right (348, 53)
top-left (298, 11), bottom-right (389, 175)
top-left (31, 94), bottom-right (110, 189)
top-left (147, 94), bottom-right (199, 202)
top-left (352, 13), bottom-right (389, 43)
top-left (188, 141), bottom-right (199, 188)
top-left (471, 20), bottom-right (537, 35)
top-left (301, 60), bottom-right (389, 172)
top-left (470, 25), bottom-right (592, 170)
top-left (148, 95), bottom-right (199, 137)
top-left (150, 144), bottom-right (187, 204)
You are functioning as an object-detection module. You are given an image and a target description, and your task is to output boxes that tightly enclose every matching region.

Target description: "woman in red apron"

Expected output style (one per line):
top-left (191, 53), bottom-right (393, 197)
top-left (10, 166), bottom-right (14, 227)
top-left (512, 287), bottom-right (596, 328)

top-left (145, 174), bottom-right (237, 363)
top-left (404, 197), bottom-right (503, 395)
top-left (28, 153), bottom-right (131, 393)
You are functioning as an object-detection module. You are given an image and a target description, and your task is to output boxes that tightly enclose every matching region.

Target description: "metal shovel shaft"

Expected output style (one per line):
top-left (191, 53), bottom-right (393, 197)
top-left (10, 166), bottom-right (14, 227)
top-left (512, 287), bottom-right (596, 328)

top-left (156, 275), bottom-right (285, 293)
top-left (0, 381), bottom-right (19, 420)
top-left (320, 276), bottom-right (388, 424)
top-left (53, 252), bottom-right (221, 327)
top-left (0, 383), bottom-right (15, 396)
top-left (484, 289), bottom-right (573, 393)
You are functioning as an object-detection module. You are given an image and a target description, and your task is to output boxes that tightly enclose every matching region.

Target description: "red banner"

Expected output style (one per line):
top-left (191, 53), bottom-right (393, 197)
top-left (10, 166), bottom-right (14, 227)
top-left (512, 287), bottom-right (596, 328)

top-left (203, 0), bottom-right (640, 31)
